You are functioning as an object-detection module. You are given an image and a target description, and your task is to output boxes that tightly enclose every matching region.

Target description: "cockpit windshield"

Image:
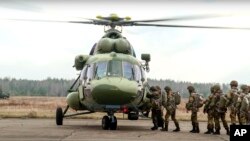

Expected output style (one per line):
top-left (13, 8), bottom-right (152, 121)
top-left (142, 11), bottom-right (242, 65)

top-left (94, 60), bottom-right (142, 81)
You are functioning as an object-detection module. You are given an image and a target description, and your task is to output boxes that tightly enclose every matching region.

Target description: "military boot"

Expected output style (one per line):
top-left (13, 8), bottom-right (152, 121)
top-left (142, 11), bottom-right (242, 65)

top-left (204, 129), bottom-right (213, 134)
top-left (213, 129), bottom-right (220, 135)
top-left (196, 124), bottom-right (200, 133)
top-left (189, 122), bottom-right (195, 132)
top-left (173, 122), bottom-right (180, 132)
top-left (151, 123), bottom-right (158, 130)
top-left (226, 128), bottom-right (230, 135)
top-left (161, 122), bottom-right (168, 131)
top-left (191, 123), bottom-right (199, 133)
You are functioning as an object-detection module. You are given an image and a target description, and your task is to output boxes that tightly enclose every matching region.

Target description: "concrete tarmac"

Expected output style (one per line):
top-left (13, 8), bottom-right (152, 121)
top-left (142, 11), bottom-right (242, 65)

top-left (0, 118), bottom-right (229, 141)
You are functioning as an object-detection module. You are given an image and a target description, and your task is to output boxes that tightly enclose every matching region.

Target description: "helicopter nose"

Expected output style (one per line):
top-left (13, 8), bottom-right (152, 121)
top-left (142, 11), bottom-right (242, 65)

top-left (91, 77), bottom-right (138, 105)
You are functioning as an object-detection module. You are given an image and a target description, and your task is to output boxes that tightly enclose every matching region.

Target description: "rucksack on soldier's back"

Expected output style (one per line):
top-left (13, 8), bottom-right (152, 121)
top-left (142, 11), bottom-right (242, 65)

top-left (195, 93), bottom-right (205, 108)
top-left (174, 91), bottom-right (181, 105)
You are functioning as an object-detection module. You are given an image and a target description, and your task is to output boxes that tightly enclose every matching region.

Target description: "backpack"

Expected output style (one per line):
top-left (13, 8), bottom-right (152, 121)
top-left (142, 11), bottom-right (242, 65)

top-left (174, 91), bottom-right (181, 105)
top-left (194, 93), bottom-right (204, 108)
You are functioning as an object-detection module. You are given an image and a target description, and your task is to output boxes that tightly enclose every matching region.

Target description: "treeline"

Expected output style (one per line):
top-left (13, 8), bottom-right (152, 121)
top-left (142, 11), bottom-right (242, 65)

top-left (0, 77), bottom-right (230, 98)
top-left (147, 79), bottom-right (230, 98)
top-left (0, 77), bottom-right (74, 97)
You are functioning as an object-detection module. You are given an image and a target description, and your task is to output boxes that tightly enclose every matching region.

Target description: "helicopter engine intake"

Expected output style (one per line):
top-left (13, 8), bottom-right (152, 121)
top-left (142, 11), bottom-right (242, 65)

top-left (96, 37), bottom-right (131, 55)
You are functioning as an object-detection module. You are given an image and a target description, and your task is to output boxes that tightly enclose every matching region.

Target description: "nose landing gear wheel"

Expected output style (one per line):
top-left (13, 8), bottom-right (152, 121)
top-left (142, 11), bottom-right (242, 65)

top-left (102, 116), bottom-right (110, 130)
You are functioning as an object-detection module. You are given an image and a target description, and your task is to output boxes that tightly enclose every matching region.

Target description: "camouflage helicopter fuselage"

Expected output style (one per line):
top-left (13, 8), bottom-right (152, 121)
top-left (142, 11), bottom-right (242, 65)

top-left (67, 52), bottom-right (150, 113)
top-left (61, 29), bottom-right (151, 127)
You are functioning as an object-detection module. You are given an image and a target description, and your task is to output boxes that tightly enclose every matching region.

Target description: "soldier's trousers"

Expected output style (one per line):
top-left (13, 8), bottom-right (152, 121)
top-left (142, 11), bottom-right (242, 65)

top-left (230, 107), bottom-right (240, 125)
top-left (165, 109), bottom-right (179, 127)
top-left (248, 111), bottom-right (250, 125)
top-left (239, 111), bottom-right (247, 125)
top-left (191, 111), bottom-right (198, 127)
top-left (152, 109), bottom-right (164, 127)
top-left (214, 112), bottom-right (229, 131)
top-left (206, 109), bottom-right (214, 130)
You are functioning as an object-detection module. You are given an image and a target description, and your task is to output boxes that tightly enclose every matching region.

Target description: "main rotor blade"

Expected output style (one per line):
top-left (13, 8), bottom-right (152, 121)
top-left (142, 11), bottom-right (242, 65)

top-left (119, 14), bottom-right (229, 24)
top-left (132, 23), bottom-right (250, 30)
top-left (7, 18), bottom-right (94, 24)
top-left (6, 18), bottom-right (112, 26)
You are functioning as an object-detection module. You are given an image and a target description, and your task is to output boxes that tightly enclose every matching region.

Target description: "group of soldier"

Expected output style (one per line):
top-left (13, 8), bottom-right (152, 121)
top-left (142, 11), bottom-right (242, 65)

top-left (146, 80), bottom-right (250, 135)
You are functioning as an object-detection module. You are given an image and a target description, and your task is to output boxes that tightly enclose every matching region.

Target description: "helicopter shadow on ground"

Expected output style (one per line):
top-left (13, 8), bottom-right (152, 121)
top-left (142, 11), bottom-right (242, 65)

top-left (59, 124), bottom-right (149, 132)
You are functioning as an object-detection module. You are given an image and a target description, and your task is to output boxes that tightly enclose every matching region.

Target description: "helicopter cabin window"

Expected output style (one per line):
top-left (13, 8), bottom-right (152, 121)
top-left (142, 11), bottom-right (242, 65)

top-left (134, 65), bottom-right (142, 81)
top-left (108, 60), bottom-right (122, 77)
top-left (122, 62), bottom-right (134, 80)
top-left (80, 66), bottom-right (88, 82)
top-left (86, 64), bottom-right (94, 80)
top-left (140, 66), bottom-right (146, 81)
top-left (94, 61), bottom-right (108, 79)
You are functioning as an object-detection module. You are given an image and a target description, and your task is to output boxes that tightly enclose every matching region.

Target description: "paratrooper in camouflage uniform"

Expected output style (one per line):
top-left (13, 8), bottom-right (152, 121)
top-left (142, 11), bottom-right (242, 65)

top-left (236, 85), bottom-right (249, 125)
top-left (161, 86), bottom-right (180, 132)
top-left (186, 86), bottom-right (203, 133)
top-left (203, 85), bottom-right (215, 134)
top-left (226, 80), bottom-right (240, 125)
top-left (247, 86), bottom-right (250, 125)
top-left (147, 86), bottom-right (164, 130)
top-left (212, 85), bottom-right (230, 135)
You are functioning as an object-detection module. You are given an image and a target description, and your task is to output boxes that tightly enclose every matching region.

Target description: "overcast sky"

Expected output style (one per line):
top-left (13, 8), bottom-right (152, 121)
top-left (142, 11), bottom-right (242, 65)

top-left (0, 0), bottom-right (250, 84)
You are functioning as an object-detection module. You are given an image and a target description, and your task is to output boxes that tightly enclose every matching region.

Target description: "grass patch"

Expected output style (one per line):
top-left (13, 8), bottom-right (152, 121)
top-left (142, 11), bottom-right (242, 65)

top-left (0, 96), bottom-right (232, 122)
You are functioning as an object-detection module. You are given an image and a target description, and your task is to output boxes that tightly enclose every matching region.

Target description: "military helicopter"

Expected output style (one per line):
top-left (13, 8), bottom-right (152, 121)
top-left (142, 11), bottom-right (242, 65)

top-left (52, 13), bottom-right (250, 130)
top-left (5, 12), bottom-right (250, 130)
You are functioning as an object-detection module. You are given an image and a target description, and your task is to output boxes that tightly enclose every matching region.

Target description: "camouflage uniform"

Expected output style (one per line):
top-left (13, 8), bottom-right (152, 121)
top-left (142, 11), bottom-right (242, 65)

top-left (147, 86), bottom-right (164, 130)
top-left (203, 86), bottom-right (215, 134)
top-left (212, 86), bottom-right (230, 135)
top-left (186, 86), bottom-right (203, 133)
top-left (246, 88), bottom-right (250, 125)
top-left (161, 86), bottom-right (180, 132)
top-left (236, 85), bottom-right (249, 125)
top-left (226, 80), bottom-right (240, 125)
top-left (246, 86), bottom-right (250, 125)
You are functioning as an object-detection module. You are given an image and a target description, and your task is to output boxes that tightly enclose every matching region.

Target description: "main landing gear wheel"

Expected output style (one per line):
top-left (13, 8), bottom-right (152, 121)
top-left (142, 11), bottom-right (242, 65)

top-left (102, 115), bottom-right (117, 130)
top-left (56, 107), bottom-right (63, 125)
top-left (109, 116), bottom-right (117, 130)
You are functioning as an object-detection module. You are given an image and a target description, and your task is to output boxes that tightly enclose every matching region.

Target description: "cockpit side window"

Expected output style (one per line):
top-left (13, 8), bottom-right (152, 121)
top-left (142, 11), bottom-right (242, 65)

top-left (122, 61), bottom-right (134, 80)
top-left (94, 61), bottom-right (108, 79)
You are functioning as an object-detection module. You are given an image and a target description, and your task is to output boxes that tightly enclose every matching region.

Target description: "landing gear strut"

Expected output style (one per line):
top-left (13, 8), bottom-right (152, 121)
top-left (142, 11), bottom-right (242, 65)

top-left (102, 112), bottom-right (117, 130)
top-left (56, 105), bottom-right (94, 126)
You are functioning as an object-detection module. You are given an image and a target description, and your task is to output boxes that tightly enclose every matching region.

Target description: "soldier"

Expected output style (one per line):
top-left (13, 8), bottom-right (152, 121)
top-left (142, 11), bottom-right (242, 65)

top-left (203, 85), bottom-right (215, 134)
top-left (236, 85), bottom-right (249, 125)
top-left (212, 86), bottom-right (230, 135)
top-left (247, 86), bottom-right (250, 125)
top-left (161, 86), bottom-right (180, 132)
top-left (186, 85), bottom-right (204, 133)
top-left (226, 80), bottom-right (239, 125)
top-left (147, 86), bottom-right (164, 130)
top-left (155, 85), bottom-right (165, 129)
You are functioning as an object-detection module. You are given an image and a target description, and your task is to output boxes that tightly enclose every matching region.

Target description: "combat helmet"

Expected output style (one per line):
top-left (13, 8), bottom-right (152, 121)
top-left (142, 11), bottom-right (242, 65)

top-left (155, 85), bottom-right (161, 91)
top-left (150, 86), bottom-right (157, 91)
top-left (230, 80), bottom-right (238, 87)
top-left (164, 86), bottom-right (172, 92)
top-left (210, 85), bottom-right (214, 93)
top-left (213, 84), bottom-right (221, 92)
top-left (240, 84), bottom-right (248, 92)
top-left (187, 85), bottom-right (195, 91)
